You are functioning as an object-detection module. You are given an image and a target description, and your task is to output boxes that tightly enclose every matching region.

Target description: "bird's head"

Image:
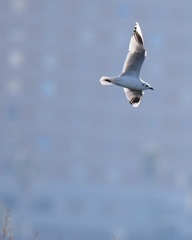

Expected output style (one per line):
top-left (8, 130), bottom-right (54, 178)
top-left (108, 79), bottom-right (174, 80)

top-left (142, 82), bottom-right (154, 90)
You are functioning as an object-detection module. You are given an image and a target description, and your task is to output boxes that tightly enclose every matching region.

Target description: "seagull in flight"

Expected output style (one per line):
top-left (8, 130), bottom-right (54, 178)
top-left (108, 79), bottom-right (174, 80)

top-left (100, 22), bottom-right (153, 107)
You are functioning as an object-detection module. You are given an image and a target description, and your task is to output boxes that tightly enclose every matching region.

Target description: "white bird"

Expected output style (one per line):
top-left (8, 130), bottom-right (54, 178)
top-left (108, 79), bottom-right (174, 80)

top-left (100, 22), bottom-right (153, 107)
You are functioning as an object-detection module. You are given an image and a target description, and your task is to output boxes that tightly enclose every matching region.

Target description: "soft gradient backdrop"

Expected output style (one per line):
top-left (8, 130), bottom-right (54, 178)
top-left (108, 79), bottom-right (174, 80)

top-left (0, 0), bottom-right (192, 239)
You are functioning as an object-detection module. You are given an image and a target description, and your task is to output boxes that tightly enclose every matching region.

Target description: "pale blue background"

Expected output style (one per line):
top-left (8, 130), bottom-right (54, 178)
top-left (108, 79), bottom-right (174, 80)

top-left (0, 0), bottom-right (192, 239)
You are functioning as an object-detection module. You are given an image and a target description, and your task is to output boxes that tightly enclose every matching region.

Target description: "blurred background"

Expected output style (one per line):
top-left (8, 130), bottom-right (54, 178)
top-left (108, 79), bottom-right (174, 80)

top-left (1, 0), bottom-right (192, 239)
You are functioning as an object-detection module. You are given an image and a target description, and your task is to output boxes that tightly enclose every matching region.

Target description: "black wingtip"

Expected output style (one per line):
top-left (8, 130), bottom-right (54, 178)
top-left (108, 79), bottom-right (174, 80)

top-left (130, 97), bottom-right (140, 105)
top-left (133, 23), bottom-right (143, 45)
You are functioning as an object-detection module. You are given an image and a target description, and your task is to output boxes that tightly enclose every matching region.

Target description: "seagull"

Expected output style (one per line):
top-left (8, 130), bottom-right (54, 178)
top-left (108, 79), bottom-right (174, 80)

top-left (100, 22), bottom-right (153, 107)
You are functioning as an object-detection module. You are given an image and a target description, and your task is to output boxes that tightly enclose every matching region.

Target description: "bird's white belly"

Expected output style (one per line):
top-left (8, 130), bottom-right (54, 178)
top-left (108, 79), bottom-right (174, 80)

top-left (113, 76), bottom-right (142, 90)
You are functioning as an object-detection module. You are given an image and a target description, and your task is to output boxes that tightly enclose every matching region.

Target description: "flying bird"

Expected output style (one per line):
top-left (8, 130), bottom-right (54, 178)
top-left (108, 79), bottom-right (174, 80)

top-left (100, 22), bottom-right (153, 107)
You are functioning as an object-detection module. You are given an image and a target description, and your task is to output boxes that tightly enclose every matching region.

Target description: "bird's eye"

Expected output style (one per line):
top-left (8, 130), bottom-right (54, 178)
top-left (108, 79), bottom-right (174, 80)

top-left (146, 84), bottom-right (149, 87)
top-left (142, 83), bottom-right (144, 86)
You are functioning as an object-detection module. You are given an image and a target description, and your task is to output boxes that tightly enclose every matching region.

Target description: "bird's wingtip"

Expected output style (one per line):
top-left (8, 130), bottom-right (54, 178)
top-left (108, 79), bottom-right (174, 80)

top-left (135, 22), bottom-right (140, 27)
top-left (132, 21), bottom-right (144, 45)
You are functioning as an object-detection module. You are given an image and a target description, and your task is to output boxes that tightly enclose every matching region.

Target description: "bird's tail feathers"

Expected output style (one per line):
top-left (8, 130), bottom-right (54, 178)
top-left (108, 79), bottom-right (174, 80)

top-left (100, 76), bottom-right (113, 85)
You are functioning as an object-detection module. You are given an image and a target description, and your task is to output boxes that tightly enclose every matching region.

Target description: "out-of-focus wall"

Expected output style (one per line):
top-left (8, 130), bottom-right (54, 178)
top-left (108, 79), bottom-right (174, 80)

top-left (1, 0), bottom-right (192, 239)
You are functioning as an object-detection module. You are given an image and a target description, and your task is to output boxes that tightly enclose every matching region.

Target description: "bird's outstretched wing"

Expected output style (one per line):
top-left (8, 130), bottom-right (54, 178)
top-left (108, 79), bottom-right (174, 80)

top-left (121, 22), bottom-right (146, 76)
top-left (124, 88), bottom-right (143, 107)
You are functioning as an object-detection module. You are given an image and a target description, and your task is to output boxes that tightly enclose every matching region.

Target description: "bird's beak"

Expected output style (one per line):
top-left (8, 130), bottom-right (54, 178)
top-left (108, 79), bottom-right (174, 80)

top-left (149, 87), bottom-right (154, 90)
